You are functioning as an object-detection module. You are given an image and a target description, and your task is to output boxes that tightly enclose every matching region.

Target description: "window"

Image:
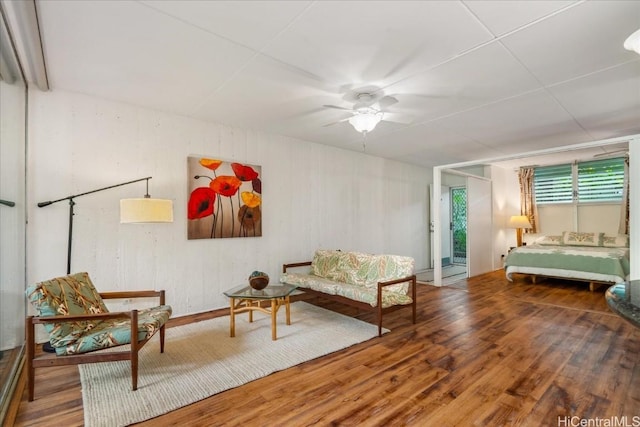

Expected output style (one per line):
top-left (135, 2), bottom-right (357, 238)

top-left (577, 158), bottom-right (625, 202)
top-left (533, 164), bottom-right (572, 204)
top-left (534, 157), bottom-right (624, 205)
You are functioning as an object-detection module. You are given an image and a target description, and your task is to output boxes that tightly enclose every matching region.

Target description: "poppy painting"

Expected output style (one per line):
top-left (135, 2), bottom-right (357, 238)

top-left (187, 156), bottom-right (262, 239)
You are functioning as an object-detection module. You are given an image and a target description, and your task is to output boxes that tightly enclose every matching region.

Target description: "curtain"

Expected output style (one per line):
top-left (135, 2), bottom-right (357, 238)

top-left (518, 167), bottom-right (538, 233)
top-left (618, 156), bottom-right (629, 235)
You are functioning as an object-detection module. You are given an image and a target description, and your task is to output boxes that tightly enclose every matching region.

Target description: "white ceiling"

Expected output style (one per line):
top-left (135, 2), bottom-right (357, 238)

top-left (33, 0), bottom-right (640, 168)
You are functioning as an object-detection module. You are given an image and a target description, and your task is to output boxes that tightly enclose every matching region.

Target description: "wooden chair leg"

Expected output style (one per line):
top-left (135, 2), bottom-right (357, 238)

top-left (26, 316), bottom-right (35, 401)
top-left (160, 324), bottom-right (166, 353)
top-left (131, 310), bottom-right (139, 391)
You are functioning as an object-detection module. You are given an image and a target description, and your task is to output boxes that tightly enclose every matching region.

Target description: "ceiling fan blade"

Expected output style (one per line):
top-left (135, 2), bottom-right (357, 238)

top-left (382, 112), bottom-right (413, 125)
top-left (323, 104), bottom-right (353, 111)
top-left (322, 116), bottom-right (352, 127)
top-left (378, 95), bottom-right (398, 110)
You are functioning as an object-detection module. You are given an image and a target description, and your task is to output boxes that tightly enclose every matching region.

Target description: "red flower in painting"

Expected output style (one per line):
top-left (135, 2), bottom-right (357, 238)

top-left (210, 176), bottom-right (242, 197)
top-left (200, 158), bottom-right (222, 171)
top-left (231, 163), bottom-right (259, 181)
top-left (188, 187), bottom-right (216, 219)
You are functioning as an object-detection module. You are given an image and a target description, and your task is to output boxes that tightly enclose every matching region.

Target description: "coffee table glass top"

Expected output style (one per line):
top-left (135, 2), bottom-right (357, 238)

top-left (224, 283), bottom-right (298, 299)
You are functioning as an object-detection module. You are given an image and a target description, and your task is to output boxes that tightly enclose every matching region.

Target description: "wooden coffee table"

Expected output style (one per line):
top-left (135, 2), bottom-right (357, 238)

top-left (223, 284), bottom-right (298, 340)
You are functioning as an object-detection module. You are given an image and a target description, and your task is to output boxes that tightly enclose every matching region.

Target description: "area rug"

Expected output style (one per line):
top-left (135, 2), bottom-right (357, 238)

top-left (416, 264), bottom-right (467, 284)
top-left (79, 302), bottom-right (386, 427)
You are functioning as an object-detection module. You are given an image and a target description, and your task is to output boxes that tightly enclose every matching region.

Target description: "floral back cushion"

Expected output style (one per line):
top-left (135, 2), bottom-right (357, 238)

top-left (311, 250), bottom-right (414, 293)
top-left (536, 235), bottom-right (563, 246)
top-left (25, 272), bottom-right (109, 349)
top-left (603, 234), bottom-right (629, 248)
top-left (562, 231), bottom-right (604, 247)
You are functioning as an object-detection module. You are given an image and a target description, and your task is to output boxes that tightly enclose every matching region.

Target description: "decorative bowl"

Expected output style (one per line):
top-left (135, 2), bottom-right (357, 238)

top-left (249, 271), bottom-right (269, 290)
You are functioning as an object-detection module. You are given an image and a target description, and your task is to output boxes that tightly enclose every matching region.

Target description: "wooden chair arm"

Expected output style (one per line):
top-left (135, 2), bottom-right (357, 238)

top-left (100, 290), bottom-right (165, 305)
top-left (282, 261), bottom-right (312, 273)
top-left (100, 290), bottom-right (164, 299)
top-left (29, 310), bottom-right (136, 324)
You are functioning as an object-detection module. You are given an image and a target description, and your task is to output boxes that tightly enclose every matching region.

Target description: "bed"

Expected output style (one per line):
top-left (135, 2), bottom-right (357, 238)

top-left (505, 231), bottom-right (630, 290)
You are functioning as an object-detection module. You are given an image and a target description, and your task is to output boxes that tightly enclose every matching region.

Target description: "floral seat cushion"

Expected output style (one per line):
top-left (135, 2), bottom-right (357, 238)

top-left (282, 272), bottom-right (413, 308)
top-left (25, 272), bottom-right (172, 356)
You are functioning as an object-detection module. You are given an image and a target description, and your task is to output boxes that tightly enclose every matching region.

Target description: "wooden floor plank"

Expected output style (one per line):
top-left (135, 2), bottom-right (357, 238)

top-left (10, 270), bottom-right (640, 426)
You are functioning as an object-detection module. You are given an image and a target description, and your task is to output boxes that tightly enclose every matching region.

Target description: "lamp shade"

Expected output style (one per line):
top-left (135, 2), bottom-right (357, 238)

top-left (508, 215), bottom-right (532, 229)
top-left (120, 198), bottom-right (173, 223)
top-left (349, 112), bottom-right (382, 133)
top-left (624, 29), bottom-right (640, 55)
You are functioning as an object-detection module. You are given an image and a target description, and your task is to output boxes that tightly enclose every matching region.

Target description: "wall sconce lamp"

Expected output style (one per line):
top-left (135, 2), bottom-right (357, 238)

top-left (508, 215), bottom-right (532, 247)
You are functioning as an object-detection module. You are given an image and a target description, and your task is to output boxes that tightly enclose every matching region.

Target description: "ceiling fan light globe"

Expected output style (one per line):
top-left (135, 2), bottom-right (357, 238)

top-left (349, 112), bottom-right (382, 133)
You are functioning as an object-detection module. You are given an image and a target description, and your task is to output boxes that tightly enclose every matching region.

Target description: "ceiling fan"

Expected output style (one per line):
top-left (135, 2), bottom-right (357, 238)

top-left (322, 90), bottom-right (411, 134)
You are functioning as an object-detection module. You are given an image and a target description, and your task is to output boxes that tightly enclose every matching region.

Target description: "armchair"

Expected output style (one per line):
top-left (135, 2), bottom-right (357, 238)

top-left (25, 272), bottom-right (172, 401)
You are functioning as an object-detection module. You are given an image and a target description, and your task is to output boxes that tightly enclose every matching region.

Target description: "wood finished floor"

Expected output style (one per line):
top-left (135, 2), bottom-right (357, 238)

top-left (9, 270), bottom-right (640, 426)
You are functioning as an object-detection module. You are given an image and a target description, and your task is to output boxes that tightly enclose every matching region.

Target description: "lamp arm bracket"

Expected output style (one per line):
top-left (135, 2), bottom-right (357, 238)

top-left (37, 177), bottom-right (152, 208)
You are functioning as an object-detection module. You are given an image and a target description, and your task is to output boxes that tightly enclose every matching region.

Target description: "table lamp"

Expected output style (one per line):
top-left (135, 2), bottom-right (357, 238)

top-left (508, 215), bottom-right (532, 247)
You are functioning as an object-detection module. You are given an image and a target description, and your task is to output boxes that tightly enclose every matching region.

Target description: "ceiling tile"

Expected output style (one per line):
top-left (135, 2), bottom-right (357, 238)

top-left (550, 61), bottom-right (640, 139)
top-left (365, 123), bottom-right (501, 167)
top-left (500, 0), bottom-right (640, 85)
top-left (433, 90), bottom-right (593, 155)
top-left (382, 41), bottom-right (542, 123)
top-left (463, 0), bottom-right (577, 36)
top-left (138, 1), bottom-right (312, 51)
top-left (261, 1), bottom-right (494, 87)
top-left (38, 0), bottom-right (256, 115)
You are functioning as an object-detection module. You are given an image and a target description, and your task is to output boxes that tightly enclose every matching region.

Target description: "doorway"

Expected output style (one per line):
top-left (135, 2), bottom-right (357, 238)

top-left (451, 186), bottom-right (467, 265)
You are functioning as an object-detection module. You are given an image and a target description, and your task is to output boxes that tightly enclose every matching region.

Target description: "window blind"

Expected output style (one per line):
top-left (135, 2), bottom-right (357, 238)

top-left (533, 157), bottom-right (624, 204)
top-left (534, 164), bottom-right (573, 204)
top-left (577, 158), bottom-right (624, 202)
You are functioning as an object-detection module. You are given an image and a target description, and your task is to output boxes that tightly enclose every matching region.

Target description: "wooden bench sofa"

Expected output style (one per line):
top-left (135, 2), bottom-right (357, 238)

top-left (281, 250), bottom-right (417, 336)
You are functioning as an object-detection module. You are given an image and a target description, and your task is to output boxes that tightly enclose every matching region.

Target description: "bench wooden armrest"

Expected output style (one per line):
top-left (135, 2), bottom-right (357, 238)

top-left (283, 261), bottom-right (312, 273)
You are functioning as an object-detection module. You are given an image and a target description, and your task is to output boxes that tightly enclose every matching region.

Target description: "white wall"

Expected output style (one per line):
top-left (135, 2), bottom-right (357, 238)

top-left (489, 164), bottom-right (517, 268)
top-left (26, 90), bottom-right (431, 320)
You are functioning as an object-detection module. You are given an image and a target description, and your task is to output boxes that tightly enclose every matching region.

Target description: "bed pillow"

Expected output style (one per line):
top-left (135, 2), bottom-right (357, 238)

top-left (603, 234), bottom-right (629, 248)
top-left (562, 231), bottom-right (603, 247)
top-left (536, 235), bottom-right (563, 245)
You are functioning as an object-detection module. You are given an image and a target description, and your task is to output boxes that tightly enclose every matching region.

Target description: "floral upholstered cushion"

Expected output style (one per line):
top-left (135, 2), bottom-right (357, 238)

top-left (25, 272), bottom-right (172, 356)
top-left (26, 272), bottom-right (110, 351)
top-left (57, 305), bottom-right (172, 356)
top-left (280, 272), bottom-right (413, 308)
